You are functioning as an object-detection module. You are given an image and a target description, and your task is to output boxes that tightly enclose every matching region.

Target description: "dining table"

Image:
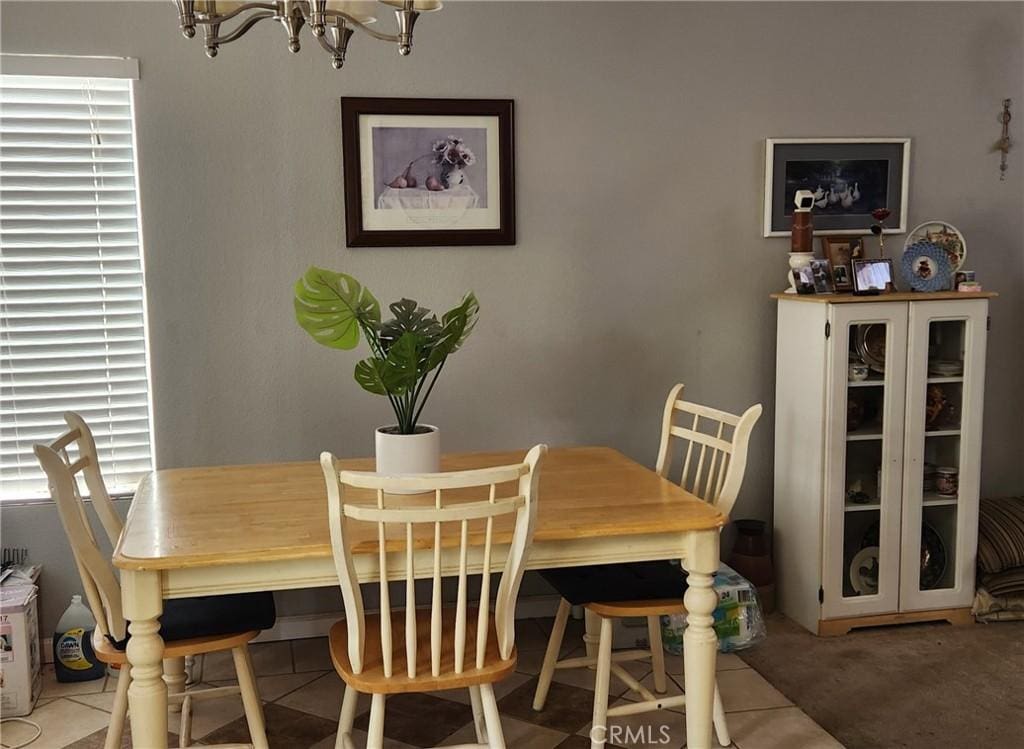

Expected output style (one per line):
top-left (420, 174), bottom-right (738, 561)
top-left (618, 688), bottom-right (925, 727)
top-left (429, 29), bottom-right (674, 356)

top-left (112, 445), bottom-right (726, 748)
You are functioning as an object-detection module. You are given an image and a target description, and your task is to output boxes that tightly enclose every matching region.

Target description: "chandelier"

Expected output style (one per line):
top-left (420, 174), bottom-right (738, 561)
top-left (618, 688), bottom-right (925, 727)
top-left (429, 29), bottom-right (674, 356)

top-left (173, 1), bottom-right (441, 69)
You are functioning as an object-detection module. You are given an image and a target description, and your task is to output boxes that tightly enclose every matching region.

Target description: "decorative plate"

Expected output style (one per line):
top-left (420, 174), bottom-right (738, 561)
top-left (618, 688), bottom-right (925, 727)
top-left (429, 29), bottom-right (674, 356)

top-left (859, 522), bottom-right (947, 591)
top-left (855, 324), bottom-right (887, 373)
top-left (928, 359), bottom-right (964, 377)
top-left (902, 241), bottom-right (954, 292)
top-left (920, 523), bottom-right (947, 590)
top-left (905, 221), bottom-right (966, 271)
top-left (850, 546), bottom-right (880, 595)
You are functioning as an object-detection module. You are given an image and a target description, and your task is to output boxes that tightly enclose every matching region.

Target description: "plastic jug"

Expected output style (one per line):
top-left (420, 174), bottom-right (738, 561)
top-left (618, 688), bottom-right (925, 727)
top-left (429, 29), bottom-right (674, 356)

top-left (53, 595), bottom-right (105, 682)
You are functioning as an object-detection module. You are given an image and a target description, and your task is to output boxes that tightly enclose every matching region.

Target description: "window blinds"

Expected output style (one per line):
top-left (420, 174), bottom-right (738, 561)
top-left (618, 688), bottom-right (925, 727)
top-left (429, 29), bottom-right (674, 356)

top-left (1, 74), bottom-right (154, 500)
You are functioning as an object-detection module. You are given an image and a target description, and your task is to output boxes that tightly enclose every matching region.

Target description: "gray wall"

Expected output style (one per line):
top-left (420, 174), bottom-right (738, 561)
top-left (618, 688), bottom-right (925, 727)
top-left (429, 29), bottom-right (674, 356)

top-left (3, 1), bottom-right (1022, 634)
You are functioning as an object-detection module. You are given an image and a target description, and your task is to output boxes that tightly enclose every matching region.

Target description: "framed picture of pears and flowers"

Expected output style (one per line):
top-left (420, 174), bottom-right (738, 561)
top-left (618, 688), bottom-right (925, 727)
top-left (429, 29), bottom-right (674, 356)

top-left (340, 97), bottom-right (516, 246)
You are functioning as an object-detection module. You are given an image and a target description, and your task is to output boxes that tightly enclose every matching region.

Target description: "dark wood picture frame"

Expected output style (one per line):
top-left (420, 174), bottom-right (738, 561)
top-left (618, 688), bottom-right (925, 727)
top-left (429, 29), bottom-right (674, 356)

top-left (340, 97), bottom-right (515, 247)
top-left (820, 235), bottom-right (866, 291)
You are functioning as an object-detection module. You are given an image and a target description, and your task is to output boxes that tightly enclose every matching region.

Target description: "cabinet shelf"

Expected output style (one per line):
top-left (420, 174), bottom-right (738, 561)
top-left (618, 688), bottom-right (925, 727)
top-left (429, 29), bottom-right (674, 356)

top-left (848, 379), bottom-right (885, 388)
top-left (924, 429), bottom-right (960, 438)
top-left (847, 427), bottom-right (883, 441)
top-left (927, 376), bottom-right (963, 384)
top-left (845, 500), bottom-right (881, 512)
top-left (923, 493), bottom-right (958, 507)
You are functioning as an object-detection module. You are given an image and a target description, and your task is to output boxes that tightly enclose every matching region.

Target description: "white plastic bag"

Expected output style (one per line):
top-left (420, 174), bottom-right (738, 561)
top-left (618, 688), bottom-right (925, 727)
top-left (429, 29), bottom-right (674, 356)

top-left (660, 563), bottom-right (767, 654)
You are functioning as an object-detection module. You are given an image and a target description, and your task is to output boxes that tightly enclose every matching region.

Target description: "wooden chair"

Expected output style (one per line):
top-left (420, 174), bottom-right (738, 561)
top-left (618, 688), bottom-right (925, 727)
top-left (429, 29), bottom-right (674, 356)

top-left (320, 444), bottom-right (547, 749)
top-left (34, 412), bottom-right (274, 749)
top-left (533, 386), bottom-right (762, 749)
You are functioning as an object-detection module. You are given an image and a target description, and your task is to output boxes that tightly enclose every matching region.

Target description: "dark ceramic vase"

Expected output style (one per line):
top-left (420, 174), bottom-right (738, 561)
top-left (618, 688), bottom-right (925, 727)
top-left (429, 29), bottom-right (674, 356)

top-left (728, 519), bottom-right (776, 614)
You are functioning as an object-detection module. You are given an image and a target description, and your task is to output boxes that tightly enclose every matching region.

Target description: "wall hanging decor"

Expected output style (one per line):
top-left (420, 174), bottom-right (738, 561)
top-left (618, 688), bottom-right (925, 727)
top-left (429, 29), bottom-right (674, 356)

top-left (763, 138), bottom-right (910, 237)
top-left (996, 98), bottom-right (1012, 181)
top-left (341, 97), bottom-right (515, 247)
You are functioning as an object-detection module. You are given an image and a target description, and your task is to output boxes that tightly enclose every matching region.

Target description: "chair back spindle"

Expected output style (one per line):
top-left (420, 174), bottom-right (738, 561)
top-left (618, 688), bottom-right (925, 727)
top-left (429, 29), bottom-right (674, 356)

top-left (654, 385), bottom-right (762, 518)
top-left (321, 445), bottom-right (546, 681)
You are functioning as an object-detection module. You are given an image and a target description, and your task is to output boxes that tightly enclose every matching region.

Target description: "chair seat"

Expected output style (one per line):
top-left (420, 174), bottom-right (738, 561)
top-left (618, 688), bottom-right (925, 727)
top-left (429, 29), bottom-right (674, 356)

top-left (98, 591), bottom-right (276, 662)
top-left (585, 598), bottom-right (686, 618)
top-left (329, 607), bottom-right (517, 694)
top-left (540, 560), bottom-right (687, 607)
top-left (93, 627), bottom-right (260, 666)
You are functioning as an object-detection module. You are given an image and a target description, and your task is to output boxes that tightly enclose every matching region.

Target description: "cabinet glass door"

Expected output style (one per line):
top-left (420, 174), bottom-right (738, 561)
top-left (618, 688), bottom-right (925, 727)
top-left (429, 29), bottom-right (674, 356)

top-left (900, 300), bottom-right (988, 611)
top-left (822, 303), bottom-right (907, 620)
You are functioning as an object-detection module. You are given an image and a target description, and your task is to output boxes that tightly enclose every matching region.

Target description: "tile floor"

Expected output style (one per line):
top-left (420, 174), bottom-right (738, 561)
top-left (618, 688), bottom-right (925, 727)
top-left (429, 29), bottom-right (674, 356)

top-left (6, 617), bottom-right (844, 749)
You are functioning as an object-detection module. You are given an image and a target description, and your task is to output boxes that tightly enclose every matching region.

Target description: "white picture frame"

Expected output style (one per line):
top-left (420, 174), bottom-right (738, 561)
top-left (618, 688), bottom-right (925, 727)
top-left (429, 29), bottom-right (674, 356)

top-left (763, 138), bottom-right (911, 238)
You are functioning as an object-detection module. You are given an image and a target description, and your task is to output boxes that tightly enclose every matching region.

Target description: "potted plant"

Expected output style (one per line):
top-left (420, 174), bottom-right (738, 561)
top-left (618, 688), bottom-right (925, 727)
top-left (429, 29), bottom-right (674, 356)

top-left (293, 266), bottom-right (478, 475)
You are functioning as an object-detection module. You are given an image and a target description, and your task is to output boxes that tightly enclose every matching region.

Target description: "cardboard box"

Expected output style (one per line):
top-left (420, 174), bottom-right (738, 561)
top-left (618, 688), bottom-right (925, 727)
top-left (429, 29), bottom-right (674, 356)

top-left (0, 585), bottom-right (42, 717)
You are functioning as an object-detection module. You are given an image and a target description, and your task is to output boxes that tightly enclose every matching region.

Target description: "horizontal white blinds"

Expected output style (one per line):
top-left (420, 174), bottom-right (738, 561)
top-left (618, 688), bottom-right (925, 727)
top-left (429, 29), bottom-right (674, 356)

top-left (1, 74), bottom-right (154, 500)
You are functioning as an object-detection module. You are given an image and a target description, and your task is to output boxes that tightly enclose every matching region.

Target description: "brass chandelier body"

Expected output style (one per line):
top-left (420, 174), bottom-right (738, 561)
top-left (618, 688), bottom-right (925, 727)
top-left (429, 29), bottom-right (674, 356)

top-left (173, 1), bottom-right (440, 69)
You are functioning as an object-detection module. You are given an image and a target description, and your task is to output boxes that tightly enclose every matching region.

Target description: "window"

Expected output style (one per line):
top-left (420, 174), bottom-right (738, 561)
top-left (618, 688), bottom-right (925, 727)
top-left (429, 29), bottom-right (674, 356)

top-left (1, 61), bottom-right (154, 500)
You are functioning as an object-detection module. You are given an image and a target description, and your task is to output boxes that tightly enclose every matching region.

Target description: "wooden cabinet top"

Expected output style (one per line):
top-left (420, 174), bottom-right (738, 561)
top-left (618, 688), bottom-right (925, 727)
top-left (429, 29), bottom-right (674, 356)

top-left (770, 291), bottom-right (997, 304)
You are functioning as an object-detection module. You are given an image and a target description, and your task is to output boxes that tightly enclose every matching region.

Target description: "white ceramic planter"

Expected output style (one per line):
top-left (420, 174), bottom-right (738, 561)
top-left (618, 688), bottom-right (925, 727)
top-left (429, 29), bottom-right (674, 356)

top-left (375, 425), bottom-right (441, 476)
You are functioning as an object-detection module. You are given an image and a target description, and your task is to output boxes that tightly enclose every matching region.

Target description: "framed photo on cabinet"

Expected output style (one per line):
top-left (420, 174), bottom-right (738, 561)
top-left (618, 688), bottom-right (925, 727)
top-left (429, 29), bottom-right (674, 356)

top-left (763, 138), bottom-right (910, 237)
top-left (340, 97), bottom-right (515, 247)
top-left (821, 235), bottom-right (866, 291)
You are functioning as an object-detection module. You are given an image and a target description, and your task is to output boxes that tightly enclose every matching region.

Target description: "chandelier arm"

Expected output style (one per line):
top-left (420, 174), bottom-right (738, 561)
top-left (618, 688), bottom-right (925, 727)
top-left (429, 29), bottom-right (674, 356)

top-left (191, 2), bottom-right (278, 25)
top-left (313, 11), bottom-right (395, 43)
top-left (206, 10), bottom-right (276, 45)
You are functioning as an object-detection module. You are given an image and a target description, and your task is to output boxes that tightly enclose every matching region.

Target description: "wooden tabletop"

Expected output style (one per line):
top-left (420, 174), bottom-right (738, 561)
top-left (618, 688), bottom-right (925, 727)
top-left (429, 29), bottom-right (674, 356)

top-left (770, 290), bottom-right (997, 304)
top-left (113, 447), bottom-right (725, 571)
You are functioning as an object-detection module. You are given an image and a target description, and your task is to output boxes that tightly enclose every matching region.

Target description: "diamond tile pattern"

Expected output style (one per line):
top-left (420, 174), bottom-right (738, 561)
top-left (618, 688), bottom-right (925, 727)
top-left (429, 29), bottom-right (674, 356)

top-left (42, 618), bottom-right (841, 749)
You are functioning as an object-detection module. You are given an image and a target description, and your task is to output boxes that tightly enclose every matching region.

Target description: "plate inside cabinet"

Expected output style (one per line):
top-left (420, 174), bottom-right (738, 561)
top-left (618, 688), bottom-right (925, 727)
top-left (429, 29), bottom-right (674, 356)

top-left (920, 523), bottom-right (948, 590)
top-left (850, 546), bottom-right (880, 595)
top-left (856, 324), bottom-right (887, 373)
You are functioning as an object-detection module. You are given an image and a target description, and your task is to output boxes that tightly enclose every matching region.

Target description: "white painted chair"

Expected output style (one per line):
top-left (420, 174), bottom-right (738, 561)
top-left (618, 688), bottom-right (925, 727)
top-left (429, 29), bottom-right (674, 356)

top-left (533, 386), bottom-right (762, 749)
top-left (320, 444), bottom-right (547, 749)
top-left (34, 412), bottom-right (272, 749)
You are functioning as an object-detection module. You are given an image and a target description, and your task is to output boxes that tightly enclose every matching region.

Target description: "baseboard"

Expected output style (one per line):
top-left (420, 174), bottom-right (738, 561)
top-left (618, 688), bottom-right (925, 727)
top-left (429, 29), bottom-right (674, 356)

top-left (40, 594), bottom-right (564, 661)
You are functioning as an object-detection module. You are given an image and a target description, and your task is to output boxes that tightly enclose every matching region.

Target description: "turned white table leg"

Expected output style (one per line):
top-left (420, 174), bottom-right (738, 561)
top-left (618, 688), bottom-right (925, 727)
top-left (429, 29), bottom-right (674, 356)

top-left (682, 529), bottom-right (720, 749)
top-left (122, 569), bottom-right (168, 749)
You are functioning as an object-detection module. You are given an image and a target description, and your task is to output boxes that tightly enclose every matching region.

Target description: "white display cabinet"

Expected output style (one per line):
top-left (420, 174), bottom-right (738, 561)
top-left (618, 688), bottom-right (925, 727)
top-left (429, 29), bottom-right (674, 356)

top-left (772, 291), bottom-right (995, 636)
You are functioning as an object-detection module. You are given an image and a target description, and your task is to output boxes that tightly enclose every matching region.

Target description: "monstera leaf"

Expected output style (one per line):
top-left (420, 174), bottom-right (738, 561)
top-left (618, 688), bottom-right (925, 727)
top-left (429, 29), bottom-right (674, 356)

top-left (353, 357), bottom-right (388, 395)
top-left (427, 293), bottom-right (479, 370)
top-left (378, 298), bottom-right (442, 351)
top-left (353, 332), bottom-right (422, 396)
top-left (294, 266), bottom-right (380, 350)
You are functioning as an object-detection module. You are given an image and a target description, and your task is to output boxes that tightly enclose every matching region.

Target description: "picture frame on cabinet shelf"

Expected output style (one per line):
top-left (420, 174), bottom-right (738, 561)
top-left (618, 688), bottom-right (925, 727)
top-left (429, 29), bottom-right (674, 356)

top-left (821, 235), bottom-right (866, 291)
top-left (810, 258), bottom-right (836, 294)
top-left (792, 266), bottom-right (815, 294)
top-left (763, 138), bottom-right (910, 237)
top-left (852, 258), bottom-right (895, 293)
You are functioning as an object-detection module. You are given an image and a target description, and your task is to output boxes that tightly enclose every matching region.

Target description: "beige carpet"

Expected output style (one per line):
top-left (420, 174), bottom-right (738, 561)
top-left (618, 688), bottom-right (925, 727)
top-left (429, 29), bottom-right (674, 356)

top-left (739, 613), bottom-right (1024, 748)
